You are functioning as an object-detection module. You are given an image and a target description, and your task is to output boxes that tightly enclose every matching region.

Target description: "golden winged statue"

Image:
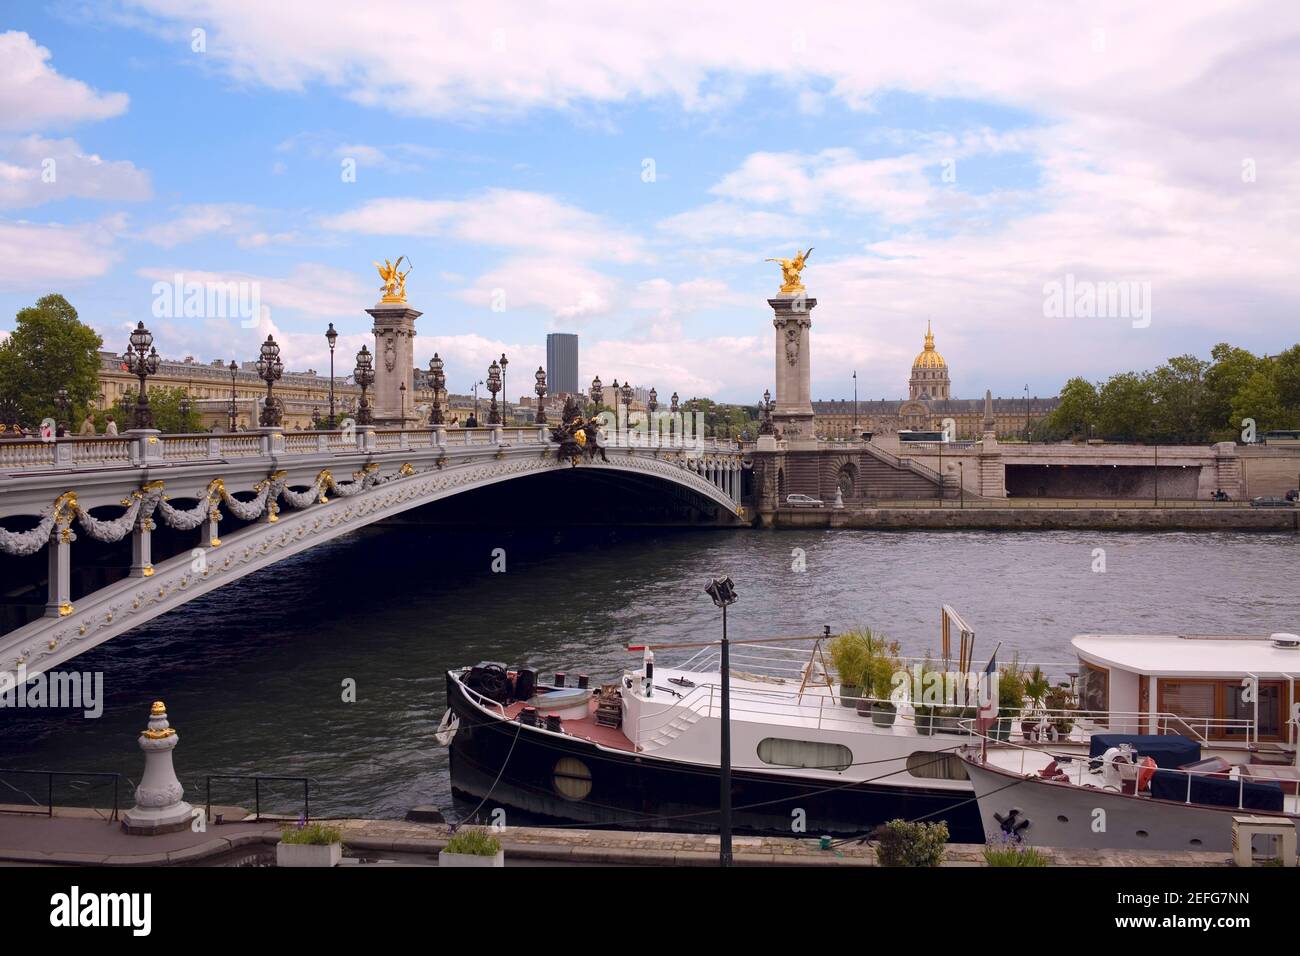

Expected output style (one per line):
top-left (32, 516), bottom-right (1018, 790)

top-left (374, 256), bottom-right (412, 303)
top-left (764, 247), bottom-right (814, 294)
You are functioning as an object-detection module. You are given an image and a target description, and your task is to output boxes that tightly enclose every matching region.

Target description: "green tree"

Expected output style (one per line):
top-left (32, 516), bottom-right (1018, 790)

top-left (1272, 344), bottom-right (1300, 417)
top-left (1231, 366), bottom-right (1286, 435)
top-left (1095, 371), bottom-right (1154, 442)
top-left (0, 294), bottom-right (103, 427)
top-left (1038, 376), bottom-right (1099, 440)
top-left (1147, 354), bottom-right (1209, 443)
top-left (1203, 343), bottom-right (1263, 438)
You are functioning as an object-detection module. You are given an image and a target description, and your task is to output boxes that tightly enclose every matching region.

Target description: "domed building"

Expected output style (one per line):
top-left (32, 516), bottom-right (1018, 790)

top-left (811, 322), bottom-right (1059, 440)
top-left (908, 321), bottom-right (950, 401)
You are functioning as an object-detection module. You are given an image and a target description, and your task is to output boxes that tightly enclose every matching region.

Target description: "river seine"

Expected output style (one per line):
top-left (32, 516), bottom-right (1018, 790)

top-left (1, 527), bottom-right (1295, 818)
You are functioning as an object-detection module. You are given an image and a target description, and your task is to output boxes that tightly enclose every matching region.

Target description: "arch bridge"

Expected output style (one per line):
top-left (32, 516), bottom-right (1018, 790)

top-left (0, 425), bottom-right (747, 678)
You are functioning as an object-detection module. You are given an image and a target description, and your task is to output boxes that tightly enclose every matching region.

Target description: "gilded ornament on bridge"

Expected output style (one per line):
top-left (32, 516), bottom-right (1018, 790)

top-left (765, 247), bottom-right (813, 294)
top-left (374, 256), bottom-right (412, 303)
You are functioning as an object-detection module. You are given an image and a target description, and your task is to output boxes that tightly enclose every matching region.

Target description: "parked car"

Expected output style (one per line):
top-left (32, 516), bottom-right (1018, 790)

top-left (786, 494), bottom-right (824, 508)
top-left (1250, 496), bottom-right (1296, 508)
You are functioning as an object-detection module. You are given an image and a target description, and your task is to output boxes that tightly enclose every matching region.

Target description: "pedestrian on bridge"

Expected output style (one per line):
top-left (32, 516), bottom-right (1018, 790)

top-left (80, 414), bottom-right (96, 435)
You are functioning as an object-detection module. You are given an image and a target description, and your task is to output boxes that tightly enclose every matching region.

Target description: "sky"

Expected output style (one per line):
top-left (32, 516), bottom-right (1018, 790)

top-left (1, 1), bottom-right (1297, 403)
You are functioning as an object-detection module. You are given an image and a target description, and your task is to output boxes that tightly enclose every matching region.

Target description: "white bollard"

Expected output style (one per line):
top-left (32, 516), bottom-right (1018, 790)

top-left (122, 700), bottom-right (195, 835)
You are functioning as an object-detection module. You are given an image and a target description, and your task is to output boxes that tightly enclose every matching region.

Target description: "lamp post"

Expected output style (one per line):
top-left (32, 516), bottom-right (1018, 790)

top-left (54, 387), bottom-right (70, 434)
top-left (499, 353), bottom-right (509, 423)
top-left (648, 387), bottom-right (657, 414)
top-left (959, 459), bottom-right (965, 509)
top-left (354, 345), bottom-right (375, 426)
top-left (325, 322), bottom-right (338, 428)
top-left (853, 370), bottom-right (858, 436)
top-left (487, 359), bottom-right (502, 425)
top-left (534, 366), bottom-right (547, 424)
top-left (620, 381), bottom-right (633, 411)
top-left (590, 375), bottom-right (603, 408)
top-left (703, 575), bottom-right (738, 867)
top-left (759, 389), bottom-right (774, 436)
top-left (123, 321), bottom-right (161, 430)
top-left (179, 392), bottom-right (192, 432)
top-left (470, 380), bottom-right (483, 425)
top-left (227, 360), bottom-right (239, 431)
top-left (255, 335), bottom-right (284, 427)
top-left (428, 353), bottom-right (446, 425)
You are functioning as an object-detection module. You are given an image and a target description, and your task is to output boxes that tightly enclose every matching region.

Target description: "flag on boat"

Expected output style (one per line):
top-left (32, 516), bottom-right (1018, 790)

top-left (976, 649), bottom-right (998, 734)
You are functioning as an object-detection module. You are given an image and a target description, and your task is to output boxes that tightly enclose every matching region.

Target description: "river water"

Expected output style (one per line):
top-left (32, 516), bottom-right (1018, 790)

top-left (1, 527), bottom-right (1296, 819)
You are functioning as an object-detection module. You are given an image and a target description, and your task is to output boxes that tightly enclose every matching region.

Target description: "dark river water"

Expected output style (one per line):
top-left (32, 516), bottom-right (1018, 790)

top-left (1, 527), bottom-right (1296, 819)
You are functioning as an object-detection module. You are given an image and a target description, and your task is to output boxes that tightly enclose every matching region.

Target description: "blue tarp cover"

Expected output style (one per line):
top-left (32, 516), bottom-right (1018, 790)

top-left (1088, 734), bottom-right (1201, 769)
top-left (1149, 769), bottom-right (1285, 812)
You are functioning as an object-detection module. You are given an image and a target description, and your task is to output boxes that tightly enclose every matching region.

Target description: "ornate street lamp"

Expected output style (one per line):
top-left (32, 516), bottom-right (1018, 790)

top-left (486, 359), bottom-right (502, 425)
top-left (54, 387), bottom-right (70, 433)
top-left (325, 322), bottom-right (338, 428)
top-left (620, 381), bottom-right (633, 410)
top-left (590, 375), bottom-right (603, 407)
top-left (255, 334), bottom-right (284, 427)
top-left (759, 389), bottom-right (774, 435)
top-left (670, 391), bottom-right (679, 414)
top-left (534, 366), bottom-right (547, 424)
top-left (227, 360), bottom-right (239, 431)
top-left (647, 387), bottom-right (658, 414)
top-left (499, 352), bottom-right (509, 422)
top-left (354, 345), bottom-right (375, 425)
top-left (428, 353), bottom-right (446, 425)
top-left (123, 321), bottom-right (161, 430)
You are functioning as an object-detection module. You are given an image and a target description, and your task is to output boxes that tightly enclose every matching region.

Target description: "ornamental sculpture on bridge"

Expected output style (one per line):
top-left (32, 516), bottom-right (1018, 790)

top-left (373, 256), bottom-right (411, 303)
top-left (764, 247), bottom-right (813, 294)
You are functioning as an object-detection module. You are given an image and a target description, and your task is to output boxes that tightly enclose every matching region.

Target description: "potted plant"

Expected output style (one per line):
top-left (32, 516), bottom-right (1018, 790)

top-left (439, 827), bottom-right (504, 867)
top-left (866, 635), bottom-right (903, 728)
top-left (992, 662), bottom-right (1025, 741)
top-left (873, 819), bottom-right (949, 867)
top-left (828, 632), bottom-right (870, 708)
top-left (913, 703), bottom-right (936, 735)
top-left (1046, 684), bottom-right (1075, 739)
top-left (1021, 665), bottom-right (1051, 739)
top-left (276, 820), bottom-right (344, 868)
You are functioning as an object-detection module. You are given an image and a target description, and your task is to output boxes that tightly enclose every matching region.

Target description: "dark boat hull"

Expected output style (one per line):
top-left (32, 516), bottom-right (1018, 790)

top-left (445, 673), bottom-right (984, 842)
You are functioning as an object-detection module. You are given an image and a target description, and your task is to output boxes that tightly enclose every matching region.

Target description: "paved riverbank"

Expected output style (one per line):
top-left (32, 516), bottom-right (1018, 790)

top-left (767, 505), bottom-right (1300, 531)
top-left (0, 806), bottom-right (1233, 867)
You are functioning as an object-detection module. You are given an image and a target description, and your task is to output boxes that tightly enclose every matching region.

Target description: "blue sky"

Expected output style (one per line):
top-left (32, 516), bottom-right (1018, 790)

top-left (2, 1), bottom-right (1297, 403)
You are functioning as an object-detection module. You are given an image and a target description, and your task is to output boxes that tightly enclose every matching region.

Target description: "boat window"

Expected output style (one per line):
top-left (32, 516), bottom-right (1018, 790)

top-left (1077, 660), bottom-right (1109, 714)
top-left (906, 751), bottom-right (969, 780)
top-left (1223, 681), bottom-right (1282, 738)
top-left (552, 757), bottom-right (593, 800)
top-left (757, 738), bottom-right (853, 772)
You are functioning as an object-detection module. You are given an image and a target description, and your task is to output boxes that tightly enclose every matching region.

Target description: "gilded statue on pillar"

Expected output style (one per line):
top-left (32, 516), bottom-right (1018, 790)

top-left (374, 256), bottom-right (412, 303)
top-left (765, 247), bottom-right (813, 294)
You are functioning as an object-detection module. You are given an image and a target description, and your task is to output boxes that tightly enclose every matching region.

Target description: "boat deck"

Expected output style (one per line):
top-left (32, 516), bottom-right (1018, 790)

top-left (502, 698), bottom-right (636, 752)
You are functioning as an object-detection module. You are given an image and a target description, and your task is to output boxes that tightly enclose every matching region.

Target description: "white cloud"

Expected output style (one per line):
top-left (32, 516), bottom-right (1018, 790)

top-left (322, 189), bottom-right (647, 263)
top-left (455, 257), bottom-right (622, 320)
top-left (0, 136), bottom-right (151, 209)
top-left (0, 32), bottom-right (129, 131)
top-left (0, 217), bottom-right (121, 290)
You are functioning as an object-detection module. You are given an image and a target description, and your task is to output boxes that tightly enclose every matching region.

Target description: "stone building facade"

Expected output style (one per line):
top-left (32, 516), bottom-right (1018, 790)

top-left (813, 323), bottom-right (1058, 440)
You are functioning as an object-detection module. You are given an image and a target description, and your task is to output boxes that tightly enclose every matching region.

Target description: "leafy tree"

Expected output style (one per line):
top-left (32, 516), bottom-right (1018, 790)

top-left (0, 294), bottom-right (102, 427)
top-left (1231, 366), bottom-right (1286, 435)
top-left (1037, 376), bottom-right (1099, 440)
top-left (1095, 371), bottom-right (1154, 442)
top-left (1272, 344), bottom-right (1300, 415)
top-left (1203, 343), bottom-right (1263, 438)
top-left (1147, 354), bottom-right (1209, 442)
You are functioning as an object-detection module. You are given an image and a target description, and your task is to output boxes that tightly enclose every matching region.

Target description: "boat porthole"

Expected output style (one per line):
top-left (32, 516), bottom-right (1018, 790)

top-left (1057, 815), bottom-right (1069, 823)
top-left (1189, 838), bottom-right (1202, 847)
top-left (552, 757), bottom-right (593, 801)
top-left (1135, 829), bottom-right (1149, 839)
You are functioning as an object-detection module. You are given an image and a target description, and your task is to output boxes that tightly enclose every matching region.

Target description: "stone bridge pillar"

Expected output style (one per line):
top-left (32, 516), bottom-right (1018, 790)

top-left (367, 300), bottom-right (422, 427)
top-left (770, 293), bottom-right (816, 447)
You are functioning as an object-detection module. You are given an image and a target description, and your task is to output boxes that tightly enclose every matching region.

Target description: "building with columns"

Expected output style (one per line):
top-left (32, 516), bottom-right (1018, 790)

top-left (813, 323), bottom-right (1058, 440)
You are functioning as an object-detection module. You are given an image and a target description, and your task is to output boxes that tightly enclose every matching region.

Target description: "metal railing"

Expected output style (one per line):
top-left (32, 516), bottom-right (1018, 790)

top-left (204, 774), bottom-right (312, 823)
top-left (0, 768), bottom-right (121, 820)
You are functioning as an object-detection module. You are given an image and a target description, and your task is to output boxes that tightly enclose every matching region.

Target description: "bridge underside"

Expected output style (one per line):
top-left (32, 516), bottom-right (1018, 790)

top-left (0, 449), bottom-right (746, 677)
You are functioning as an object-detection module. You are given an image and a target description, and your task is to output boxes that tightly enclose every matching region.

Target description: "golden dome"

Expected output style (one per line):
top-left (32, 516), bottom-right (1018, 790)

top-left (912, 320), bottom-right (946, 370)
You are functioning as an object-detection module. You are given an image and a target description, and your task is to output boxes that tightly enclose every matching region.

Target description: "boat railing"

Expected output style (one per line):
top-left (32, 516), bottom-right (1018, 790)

top-left (455, 675), bottom-right (508, 717)
top-left (964, 725), bottom-right (1285, 812)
